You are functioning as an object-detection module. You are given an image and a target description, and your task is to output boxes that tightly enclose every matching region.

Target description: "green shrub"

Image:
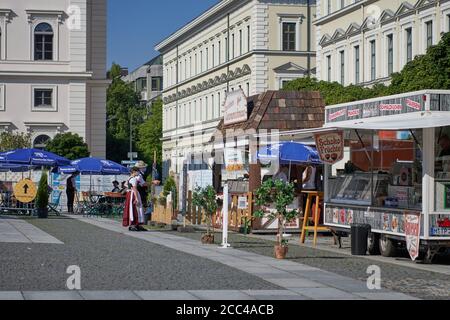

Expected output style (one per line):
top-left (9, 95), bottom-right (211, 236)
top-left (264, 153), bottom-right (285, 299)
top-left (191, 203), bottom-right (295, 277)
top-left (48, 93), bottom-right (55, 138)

top-left (35, 171), bottom-right (49, 210)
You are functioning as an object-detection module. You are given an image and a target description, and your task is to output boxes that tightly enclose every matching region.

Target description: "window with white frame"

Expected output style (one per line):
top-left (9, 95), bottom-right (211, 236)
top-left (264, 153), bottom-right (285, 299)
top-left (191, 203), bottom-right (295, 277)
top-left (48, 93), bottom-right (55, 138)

top-left (33, 87), bottom-right (57, 111)
top-left (406, 27), bottom-right (413, 63)
top-left (354, 45), bottom-right (360, 84)
top-left (327, 0), bottom-right (332, 15)
top-left (387, 34), bottom-right (394, 76)
top-left (326, 55), bottom-right (331, 82)
top-left (283, 23), bottom-right (296, 51)
top-left (34, 23), bottom-right (54, 61)
top-left (212, 44), bottom-right (215, 67)
top-left (425, 20), bottom-right (433, 49)
top-left (447, 14), bottom-right (450, 32)
top-left (370, 40), bottom-right (376, 81)
top-left (232, 33), bottom-right (235, 59)
top-left (239, 29), bottom-right (243, 56)
top-left (247, 25), bottom-right (251, 52)
top-left (218, 40), bottom-right (221, 64)
top-left (339, 50), bottom-right (345, 85)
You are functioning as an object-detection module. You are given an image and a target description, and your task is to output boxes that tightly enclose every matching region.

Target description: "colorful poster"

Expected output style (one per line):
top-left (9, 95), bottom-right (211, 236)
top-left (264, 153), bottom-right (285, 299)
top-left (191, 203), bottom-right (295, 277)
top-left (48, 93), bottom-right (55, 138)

top-left (314, 131), bottom-right (344, 165)
top-left (405, 212), bottom-right (421, 261)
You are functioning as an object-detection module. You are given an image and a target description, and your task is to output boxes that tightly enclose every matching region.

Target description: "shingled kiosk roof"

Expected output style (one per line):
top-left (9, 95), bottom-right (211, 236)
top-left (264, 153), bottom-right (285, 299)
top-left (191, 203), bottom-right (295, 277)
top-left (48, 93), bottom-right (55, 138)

top-left (212, 90), bottom-right (325, 141)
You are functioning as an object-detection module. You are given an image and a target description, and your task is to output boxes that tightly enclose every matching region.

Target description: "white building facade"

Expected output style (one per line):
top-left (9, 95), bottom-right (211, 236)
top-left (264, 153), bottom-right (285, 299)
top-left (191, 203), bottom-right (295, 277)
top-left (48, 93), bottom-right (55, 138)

top-left (315, 0), bottom-right (450, 87)
top-left (0, 0), bottom-right (108, 157)
top-left (156, 0), bottom-right (317, 176)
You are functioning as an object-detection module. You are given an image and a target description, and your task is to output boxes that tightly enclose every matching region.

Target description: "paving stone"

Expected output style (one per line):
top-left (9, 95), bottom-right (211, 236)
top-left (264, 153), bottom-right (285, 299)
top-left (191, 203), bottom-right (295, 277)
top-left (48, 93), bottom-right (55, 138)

top-left (354, 292), bottom-right (420, 300)
top-left (289, 287), bottom-right (358, 299)
top-left (79, 291), bottom-right (141, 300)
top-left (23, 291), bottom-right (83, 300)
top-left (0, 292), bottom-right (24, 300)
top-left (265, 278), bottom-right (326, 288)
top-left (134, 290), bottom-right (199, 300)
top-left (189, 290), bottom-right (255, 300)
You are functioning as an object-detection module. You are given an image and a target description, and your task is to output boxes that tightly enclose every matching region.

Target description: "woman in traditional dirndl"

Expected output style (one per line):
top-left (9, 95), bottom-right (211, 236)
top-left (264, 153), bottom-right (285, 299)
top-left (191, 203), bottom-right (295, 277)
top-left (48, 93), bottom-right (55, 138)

top-left (122, 167), bottom-right (146, 231)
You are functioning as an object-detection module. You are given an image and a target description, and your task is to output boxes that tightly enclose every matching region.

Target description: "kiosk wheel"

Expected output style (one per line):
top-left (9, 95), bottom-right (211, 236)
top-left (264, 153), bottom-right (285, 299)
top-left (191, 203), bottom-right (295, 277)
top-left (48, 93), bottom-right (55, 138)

top-left (379, 235), bottom-right (397, 257)
top-left (367, 232), bottom-right (380, 255)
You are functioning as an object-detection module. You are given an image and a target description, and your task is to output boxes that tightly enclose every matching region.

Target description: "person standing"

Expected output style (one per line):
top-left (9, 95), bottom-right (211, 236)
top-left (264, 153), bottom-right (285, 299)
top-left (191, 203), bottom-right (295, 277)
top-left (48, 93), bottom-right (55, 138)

top-left (122, 167), bottom-right (146, 231)
top-left (66, 172), bottom-right (79, 214)
top-left (135, 161), bottom-right (149, 213)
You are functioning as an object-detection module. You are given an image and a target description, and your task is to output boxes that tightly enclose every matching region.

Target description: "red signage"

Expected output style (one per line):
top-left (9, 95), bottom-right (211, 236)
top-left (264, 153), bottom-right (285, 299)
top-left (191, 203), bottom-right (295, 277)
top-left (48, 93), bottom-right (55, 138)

top-left (347, 109), bottom-right (360, 117)
top-left (328, 109), bottom-right (346, 121)
top-left (406, 98), bottom-right (422, 111)
top-left (380, 104), bottom-right (403, 111)
top-left (404, 212), bottom-right (421, 261)
top-left (314, 131), bottom-right (344, 165)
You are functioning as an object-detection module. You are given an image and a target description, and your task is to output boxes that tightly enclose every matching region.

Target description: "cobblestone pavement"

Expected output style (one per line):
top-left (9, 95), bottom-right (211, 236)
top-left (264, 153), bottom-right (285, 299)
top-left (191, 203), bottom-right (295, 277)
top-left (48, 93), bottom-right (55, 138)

top-left (171, 231), bottom-right (450, 300)
top-left (0, 217), bottom-right (279, 292)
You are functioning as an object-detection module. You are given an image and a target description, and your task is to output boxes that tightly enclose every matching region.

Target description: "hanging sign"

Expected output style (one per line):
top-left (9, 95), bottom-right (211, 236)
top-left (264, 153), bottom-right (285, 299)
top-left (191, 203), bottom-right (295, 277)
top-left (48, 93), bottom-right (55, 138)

top-left (314, 131), bottom-right (344, 165)
top-left (224, 89), bottom-right (248, 125)
top-left (14, 179), bottom-right (38, 203)
top-left (404, 212), bottom-right (421, 261)
top-left (224, 148), bottom-right (244, 172)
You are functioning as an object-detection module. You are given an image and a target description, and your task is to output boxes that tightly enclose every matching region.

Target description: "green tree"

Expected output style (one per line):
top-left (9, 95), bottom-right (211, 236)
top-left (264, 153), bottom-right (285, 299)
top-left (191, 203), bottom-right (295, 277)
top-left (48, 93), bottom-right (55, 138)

top-left (45, 133), bottom-right (90, 160)
top-left (137, 99), bottom-right (163, 166)
top-left (106, 62), bottom-right (144, 163)
top-left (284, 32), bottom-right (450, 104)
top-left (192, 185), bottom-right (218, 237)
top-left (254, 179), bottom-right (297, 248)
top-left (0, 132), bottom-right (31, 152)
top-left (35, 171), bottom-right (49, 210)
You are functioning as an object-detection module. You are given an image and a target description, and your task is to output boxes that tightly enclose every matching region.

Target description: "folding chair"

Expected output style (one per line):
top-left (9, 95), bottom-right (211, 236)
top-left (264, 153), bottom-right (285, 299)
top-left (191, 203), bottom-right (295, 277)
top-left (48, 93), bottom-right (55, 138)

top-left (48, 191), bottom-right (62, 216)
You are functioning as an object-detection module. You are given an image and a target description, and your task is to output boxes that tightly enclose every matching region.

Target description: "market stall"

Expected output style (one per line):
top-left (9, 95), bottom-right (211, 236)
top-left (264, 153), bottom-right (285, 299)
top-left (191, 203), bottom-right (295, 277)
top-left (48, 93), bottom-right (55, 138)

top-left (318, 90), bottom-right (450, 262)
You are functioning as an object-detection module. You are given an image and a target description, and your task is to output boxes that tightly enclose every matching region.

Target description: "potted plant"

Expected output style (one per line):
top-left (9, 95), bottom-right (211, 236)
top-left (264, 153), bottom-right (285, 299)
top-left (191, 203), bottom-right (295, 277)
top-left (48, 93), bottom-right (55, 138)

top-left (35, 171), bottom-right (49, 219)
top-left (240, 216), bottom-right (253, 235)
top-left (254, 179), bottom-right (297, 259)
top-left (192, 186), bottom-right (218, 244)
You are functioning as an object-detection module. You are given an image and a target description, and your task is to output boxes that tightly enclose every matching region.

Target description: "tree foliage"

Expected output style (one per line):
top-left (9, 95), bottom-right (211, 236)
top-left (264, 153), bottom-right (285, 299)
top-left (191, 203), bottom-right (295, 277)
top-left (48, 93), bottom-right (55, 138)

top-left (106, 62), bottom-right (144, 163)
top-left (284, 32), bottom-right (450, 104)
top-left (254, 179), bottom-right (297, 247)
top-left (0, 132), bottom-right (31, 152)
top-left (192, 185), bottom-right (218, 236)
top-left (137, 99), bottom-right (163, 167)
top-left (45, 133), bottom-right (90, 160)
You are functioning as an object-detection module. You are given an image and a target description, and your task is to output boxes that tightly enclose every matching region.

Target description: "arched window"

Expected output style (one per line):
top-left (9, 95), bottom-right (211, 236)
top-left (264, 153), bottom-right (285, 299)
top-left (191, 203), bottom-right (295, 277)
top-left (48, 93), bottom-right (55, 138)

top-left (33, 135), bottom-right (51, 150)
top-left (34, 23), bottom-right (53, 61)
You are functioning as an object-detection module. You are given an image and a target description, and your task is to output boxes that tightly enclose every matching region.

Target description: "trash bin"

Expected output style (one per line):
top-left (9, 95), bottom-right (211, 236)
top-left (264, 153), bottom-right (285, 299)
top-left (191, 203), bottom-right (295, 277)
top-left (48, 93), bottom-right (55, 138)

top-left (351, 224), bottom-right (371, 255)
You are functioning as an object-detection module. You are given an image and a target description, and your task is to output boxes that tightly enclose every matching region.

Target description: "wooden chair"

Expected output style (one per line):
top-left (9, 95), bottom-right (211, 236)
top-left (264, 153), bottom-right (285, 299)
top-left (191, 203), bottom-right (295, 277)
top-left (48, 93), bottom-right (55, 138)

top-left (300, 191), bottom-right (329, 247)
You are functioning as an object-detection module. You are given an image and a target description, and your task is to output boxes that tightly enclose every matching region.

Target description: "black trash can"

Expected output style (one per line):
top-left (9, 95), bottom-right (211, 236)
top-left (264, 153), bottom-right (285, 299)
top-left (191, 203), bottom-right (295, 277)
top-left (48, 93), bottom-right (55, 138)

top-left (351, 224), bottom-right (371, 255)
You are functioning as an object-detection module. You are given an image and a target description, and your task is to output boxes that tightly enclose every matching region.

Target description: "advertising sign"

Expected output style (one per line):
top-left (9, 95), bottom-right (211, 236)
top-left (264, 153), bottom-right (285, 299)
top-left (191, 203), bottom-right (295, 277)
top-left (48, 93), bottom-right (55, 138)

top-left (223, 89), bottom-right (248, 125)
top-left (13, 179), bottom-right (37, 203)
top-left (237, 196), bottom-right (248, 210)
top-left (404, 212), bottom-right (421, 261)
top-left (224, 148), bottom-right (244, 172)
top-left (314, 131), bottom-right (344, 165)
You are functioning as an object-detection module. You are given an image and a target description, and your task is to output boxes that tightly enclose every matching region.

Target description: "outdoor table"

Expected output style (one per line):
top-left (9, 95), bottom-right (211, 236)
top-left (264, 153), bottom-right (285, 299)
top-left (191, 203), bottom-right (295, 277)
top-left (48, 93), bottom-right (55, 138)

top-left (300, 190), bottom-right (329, 246)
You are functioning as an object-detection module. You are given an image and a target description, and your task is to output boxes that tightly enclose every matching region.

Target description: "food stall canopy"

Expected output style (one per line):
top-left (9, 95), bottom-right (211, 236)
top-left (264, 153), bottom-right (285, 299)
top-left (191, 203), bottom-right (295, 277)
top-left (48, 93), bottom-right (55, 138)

top-left (0, 163), bottom-right (35, 172)
top-left (324, 110), bottom-right (450, 130)
top-left (257, 142), bottom-right (322, 165)
top-left (0, 148), bottom-right (70, 166)
top-left (57, 157), bottom-right (130, 175)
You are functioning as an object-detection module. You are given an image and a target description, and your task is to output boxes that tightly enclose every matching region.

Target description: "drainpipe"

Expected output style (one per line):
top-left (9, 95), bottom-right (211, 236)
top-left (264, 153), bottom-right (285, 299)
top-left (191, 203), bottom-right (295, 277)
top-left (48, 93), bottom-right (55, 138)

top-left (307, 0), bottom-right (311, 77)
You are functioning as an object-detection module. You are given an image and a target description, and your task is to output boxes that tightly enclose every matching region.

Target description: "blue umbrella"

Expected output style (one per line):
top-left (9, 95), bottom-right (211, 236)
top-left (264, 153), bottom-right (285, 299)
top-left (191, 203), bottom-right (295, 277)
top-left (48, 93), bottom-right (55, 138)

top-left (257, 142), bottom-right (322, 165)
top-left (0, 163), bottom-right (35, 172)
top-left (58, 157), bottom-right (130, 176)
top-left (0, 148), bottom-right (70, 166)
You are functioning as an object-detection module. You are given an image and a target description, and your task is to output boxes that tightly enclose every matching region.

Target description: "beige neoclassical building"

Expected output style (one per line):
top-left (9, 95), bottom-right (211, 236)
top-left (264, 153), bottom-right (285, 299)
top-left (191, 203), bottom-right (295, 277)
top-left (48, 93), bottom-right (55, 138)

top-left (315, 0), bottom-right (450, 86)
top-left (155, 0), bottom-right (317, 176)
top-left (0, 0), bottom-right (108, 157)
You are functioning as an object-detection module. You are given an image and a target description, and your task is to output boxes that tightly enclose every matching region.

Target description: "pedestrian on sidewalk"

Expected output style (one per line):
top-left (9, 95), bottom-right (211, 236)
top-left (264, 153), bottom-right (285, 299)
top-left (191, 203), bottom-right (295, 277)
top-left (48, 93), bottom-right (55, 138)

top-left (66, 172), bottom-right (79, 214)
top-left (122, 167), bottom-right (146, 232)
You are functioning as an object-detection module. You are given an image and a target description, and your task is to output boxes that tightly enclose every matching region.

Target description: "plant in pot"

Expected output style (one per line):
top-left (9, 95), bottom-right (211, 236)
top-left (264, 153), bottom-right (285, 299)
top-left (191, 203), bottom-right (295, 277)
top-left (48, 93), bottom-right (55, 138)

top-left (35, 171), bottom-right (49, 219)
top-left (240, 216), bottom-right (253, 235)
top-left (254, 179), bottom-right (297, 259)
top-left (192, 185), bottom-right (218, 244)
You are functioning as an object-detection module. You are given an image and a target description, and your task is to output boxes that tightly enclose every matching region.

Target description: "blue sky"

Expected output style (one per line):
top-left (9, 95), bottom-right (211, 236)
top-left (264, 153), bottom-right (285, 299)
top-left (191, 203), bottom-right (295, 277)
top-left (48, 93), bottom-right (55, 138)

top-left (107, 0), bottom-right (219, 72)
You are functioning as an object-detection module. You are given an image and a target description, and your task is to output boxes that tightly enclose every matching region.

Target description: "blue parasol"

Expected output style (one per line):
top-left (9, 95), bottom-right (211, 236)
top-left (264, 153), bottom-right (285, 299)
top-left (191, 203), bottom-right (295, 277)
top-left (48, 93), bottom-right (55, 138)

top-left (58, 157), bottom-right (130, 176)
top-left (0, 148), bottom-right (70, 167)
top-left (257, 142), bottom-right (322, 165)
top-left (0, 163), bottom-right (35, 172)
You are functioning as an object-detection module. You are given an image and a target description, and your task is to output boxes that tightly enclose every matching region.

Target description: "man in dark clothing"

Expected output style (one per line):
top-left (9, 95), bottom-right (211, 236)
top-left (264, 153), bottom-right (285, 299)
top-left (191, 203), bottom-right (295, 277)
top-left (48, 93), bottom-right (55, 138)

top-left (438, 134), bottom-right (450, 158)
top-left (66, 173), bottom-right (79, 213)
